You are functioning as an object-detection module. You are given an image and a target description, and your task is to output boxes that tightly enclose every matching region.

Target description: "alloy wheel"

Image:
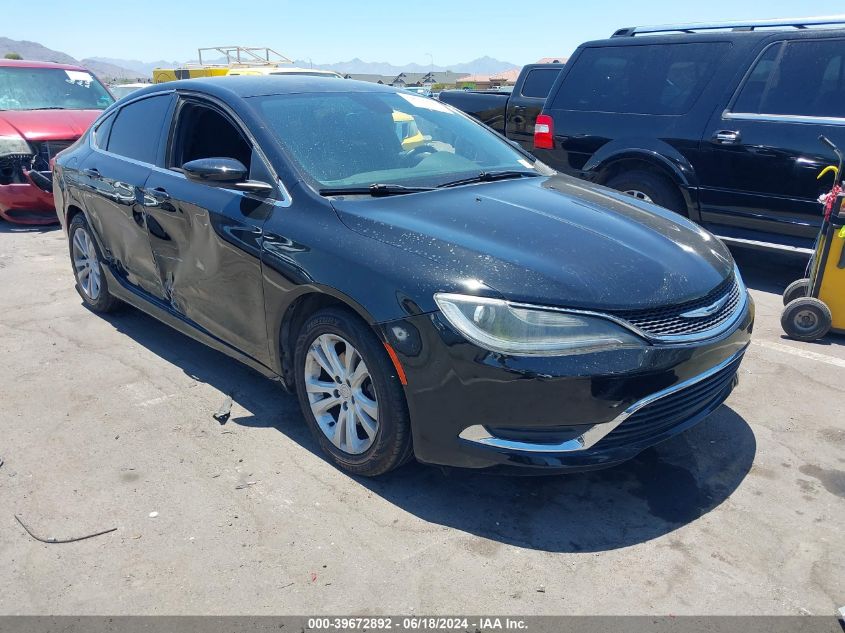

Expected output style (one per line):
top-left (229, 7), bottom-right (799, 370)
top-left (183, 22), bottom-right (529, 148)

top-left (624, 189), bottom-right (654, 203)
top-left (72, 227), bottom-right (102, 301)
top-left (304, 333), bottom-right (379, 455)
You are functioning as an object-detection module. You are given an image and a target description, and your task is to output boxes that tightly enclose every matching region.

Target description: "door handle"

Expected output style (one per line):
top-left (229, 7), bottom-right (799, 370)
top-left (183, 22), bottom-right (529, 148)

top-left (144, 187), bottom-right (175, 212)
top-left (149, 187), bottom-right (171, 201)
top-left (83, 168), bottom-right (100, 179)
top-left (713, 130), bottom-right (741, 145)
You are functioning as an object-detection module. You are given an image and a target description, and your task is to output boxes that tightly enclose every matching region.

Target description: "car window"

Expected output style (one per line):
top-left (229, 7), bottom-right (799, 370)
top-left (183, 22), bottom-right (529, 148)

top-left (107, 95), bottom-right (170, 164)
top-left (93, 111), bottom-right (116, 150)
top-left (520, 68), bottom-right (560, 98)
top-left (169, 101), bottom-right (252, 172)
top-left (0, 66), bottom-right (114, 111)
top-left (254, 91), bottom-right (538, 189)
top-left (551, 42), bottom-right (730, 115)
top-left (732, 39), bottom-right (845, 118)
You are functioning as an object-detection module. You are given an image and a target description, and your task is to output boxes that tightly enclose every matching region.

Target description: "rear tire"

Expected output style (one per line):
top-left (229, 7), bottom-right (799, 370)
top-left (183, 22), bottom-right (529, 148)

top-left (782, 278), bottom-right (810, 305)
top-left (68, 214), bottom-right (120, 313)
top-left (781, 297), bottom-right (832, 342)
top-left (293, 307), bottom-right (413, 476)
top-left (605, 170), bottom-right (686, 214)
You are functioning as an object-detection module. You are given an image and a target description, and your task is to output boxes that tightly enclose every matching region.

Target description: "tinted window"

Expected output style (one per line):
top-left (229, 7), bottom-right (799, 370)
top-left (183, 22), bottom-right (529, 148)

top-left (107, 95), bottom-right (170, 164)
top-left (520, 68), bottom-right (561, 98)
top-left (169, 102), bottom-right (252, 171)
top-left (552, 42), bottom-right (730, 115)
top-left (732, 39), bottom-right (845, 118)
top-left (93, 112), bottom-right (116, 149)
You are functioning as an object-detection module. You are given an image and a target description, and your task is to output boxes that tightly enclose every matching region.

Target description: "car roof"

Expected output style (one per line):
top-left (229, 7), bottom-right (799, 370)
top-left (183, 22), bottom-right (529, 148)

top-left (0, 58), bottom-right (92, 71)
top-left (578, 25), bottom-right (845, 49)
top-left (124, 75), bottom-right (401, 101)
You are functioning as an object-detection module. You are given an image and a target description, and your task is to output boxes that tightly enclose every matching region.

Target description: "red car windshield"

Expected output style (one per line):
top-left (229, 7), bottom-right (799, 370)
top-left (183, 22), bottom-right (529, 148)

top-left (0, 66), bottom-right (114, 111)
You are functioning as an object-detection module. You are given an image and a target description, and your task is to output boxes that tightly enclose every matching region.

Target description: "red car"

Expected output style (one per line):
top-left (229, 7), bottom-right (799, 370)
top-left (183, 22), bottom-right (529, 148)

top-left (0, 59), bottom-right (114, 224)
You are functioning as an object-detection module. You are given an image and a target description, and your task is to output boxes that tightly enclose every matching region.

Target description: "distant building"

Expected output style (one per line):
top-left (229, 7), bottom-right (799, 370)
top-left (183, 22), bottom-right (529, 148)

top-left (456, 68), bottom-right (520, 90)
top-left (456, 58), bottom-right (569, 90)
top-left (343, 73), bottom-right (393, 84)
top-left (344, 70), bottom-right (470, 88)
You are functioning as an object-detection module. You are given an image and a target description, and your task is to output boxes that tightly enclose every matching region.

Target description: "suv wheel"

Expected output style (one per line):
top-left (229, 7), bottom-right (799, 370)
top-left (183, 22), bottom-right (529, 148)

top-left (68, 214), bottom-right (120, 313)
top-left (293, 307), bottom-right (413, 476)
top-left (605, 170), bottom-right (686, 214)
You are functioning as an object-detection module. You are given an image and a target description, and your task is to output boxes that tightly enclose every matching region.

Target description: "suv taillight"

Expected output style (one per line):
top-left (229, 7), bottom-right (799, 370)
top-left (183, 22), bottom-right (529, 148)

top-left (534, 114), bottom-right (554, 150)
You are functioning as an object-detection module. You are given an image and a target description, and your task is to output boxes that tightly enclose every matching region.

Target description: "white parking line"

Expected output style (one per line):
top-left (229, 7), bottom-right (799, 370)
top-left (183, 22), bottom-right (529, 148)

top-left (756, 340), bottom-right (845, 369)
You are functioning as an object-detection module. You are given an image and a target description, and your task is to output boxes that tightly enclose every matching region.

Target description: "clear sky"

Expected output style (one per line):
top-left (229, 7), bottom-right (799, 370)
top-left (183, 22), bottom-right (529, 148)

top-left (3, 0), bottom-right (839, 66)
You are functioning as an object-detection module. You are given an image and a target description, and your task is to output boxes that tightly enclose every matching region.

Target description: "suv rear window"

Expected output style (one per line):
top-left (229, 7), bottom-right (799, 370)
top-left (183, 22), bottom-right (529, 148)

top-left (732, 39), bottom-right (845, 118)
top-left (551, 42), bottom-right (730, 115)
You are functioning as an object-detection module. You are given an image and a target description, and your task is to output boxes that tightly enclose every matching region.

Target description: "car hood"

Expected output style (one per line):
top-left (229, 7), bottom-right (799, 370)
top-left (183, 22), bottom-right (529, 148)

top-left (0, 109), bottom-right (100, 141)
top-left (330, 174), bottom-right (735, 311)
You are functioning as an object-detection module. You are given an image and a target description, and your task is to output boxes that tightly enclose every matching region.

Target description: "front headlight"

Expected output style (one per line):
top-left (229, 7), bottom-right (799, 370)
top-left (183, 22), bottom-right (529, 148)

top-left (0, 134), bottom-right (32, 157)
top-left (434, 293), bottom-right (645, 356)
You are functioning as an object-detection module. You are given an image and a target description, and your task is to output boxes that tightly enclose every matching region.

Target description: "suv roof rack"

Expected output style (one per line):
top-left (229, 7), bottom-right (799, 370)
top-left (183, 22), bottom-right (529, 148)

top-left (611, 15), bottom-right (845, 37)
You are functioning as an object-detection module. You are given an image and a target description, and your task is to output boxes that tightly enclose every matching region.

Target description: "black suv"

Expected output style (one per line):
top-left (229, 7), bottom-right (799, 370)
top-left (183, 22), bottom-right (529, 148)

top-left (533, 16), bottom-right (845, 254)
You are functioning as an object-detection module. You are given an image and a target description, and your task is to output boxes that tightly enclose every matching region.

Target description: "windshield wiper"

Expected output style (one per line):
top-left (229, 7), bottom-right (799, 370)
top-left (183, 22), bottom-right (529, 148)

top-left (437, 170), bottom-right (540, 189)
top-left (319, 183), bottom-right (435, 197)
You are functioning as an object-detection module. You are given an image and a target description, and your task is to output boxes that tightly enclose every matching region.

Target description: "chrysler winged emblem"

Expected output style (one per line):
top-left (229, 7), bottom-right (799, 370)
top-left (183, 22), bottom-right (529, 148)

top-left (680, 294), bottom-right (730, 319)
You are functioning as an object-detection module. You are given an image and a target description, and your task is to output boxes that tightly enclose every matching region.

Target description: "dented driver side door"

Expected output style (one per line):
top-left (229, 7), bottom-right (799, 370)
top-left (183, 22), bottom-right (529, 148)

top-left (140, 97), bottom-right (274, 365)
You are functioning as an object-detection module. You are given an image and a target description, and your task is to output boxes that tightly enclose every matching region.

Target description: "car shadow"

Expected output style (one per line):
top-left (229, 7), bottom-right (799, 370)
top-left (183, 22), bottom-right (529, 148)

top-left (342, 407), bottom-right (755, 553)
top-left (0, 219), bottom-right (60, 234)
top-left (98, 304), bottom-right (756, 553)
top-left (729, 246), bottom-right (808, 294)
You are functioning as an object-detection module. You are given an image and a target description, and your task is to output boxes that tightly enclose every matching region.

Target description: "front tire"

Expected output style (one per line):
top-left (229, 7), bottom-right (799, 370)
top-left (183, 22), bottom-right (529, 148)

top-left (293, 307), bottom-right (413, 476)
top-left (605, 170), bottom-right (686, 214)
top-left (68, 214), bottom-right (119, 313)
top-left (781, 297), bottom-right (832, 342)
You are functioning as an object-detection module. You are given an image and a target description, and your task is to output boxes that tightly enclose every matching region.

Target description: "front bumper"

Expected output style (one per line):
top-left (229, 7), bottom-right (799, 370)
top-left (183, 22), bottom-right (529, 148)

top-left (0, 174), bottom-right (58, 224)
top-left (381, 294), bottom-right (754, 472)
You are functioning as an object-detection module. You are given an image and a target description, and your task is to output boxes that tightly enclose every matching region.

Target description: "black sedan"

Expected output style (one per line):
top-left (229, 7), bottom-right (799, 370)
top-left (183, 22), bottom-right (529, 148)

top-left (52, 77), bottom-right (753, 476)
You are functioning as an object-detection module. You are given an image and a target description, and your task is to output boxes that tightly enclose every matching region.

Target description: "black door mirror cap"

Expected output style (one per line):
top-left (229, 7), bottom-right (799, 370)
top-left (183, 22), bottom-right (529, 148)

top-left (182, 157), bottom-right (248, 184)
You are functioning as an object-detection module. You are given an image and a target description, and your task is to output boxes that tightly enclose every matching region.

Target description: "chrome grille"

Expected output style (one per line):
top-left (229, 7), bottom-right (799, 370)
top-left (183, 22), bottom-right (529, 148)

top-left (612, 275), bottom-right (742, 339)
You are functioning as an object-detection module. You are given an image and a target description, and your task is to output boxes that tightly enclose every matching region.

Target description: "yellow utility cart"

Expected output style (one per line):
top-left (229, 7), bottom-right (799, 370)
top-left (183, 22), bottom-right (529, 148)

top-left (781, 136), bottom-right (845, 341)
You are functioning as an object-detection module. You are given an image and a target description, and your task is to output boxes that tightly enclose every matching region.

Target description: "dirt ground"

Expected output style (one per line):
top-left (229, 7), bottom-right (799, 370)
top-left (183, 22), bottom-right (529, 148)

top-left (0, 221), bottom-right (843, 615)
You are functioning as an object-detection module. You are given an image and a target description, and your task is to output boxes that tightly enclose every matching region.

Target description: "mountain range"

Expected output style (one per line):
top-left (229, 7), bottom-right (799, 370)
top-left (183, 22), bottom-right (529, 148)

top-left (0, 37), bottom-right (520, 82)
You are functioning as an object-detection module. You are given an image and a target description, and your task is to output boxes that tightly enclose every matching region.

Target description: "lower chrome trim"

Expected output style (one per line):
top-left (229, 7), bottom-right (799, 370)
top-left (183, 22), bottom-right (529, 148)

top-left (715, 235), bottom-right (813, 256)
top-left (458, 343), bottom-right (749, 454)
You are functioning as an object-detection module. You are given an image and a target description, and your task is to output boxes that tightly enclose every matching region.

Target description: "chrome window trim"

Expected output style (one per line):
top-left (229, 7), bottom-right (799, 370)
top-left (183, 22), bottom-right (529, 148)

top-left (459, 343), bottom-right (749, 454)
top-left (724, 111), bottom-right (845, 126)
top-left (506, 265), bottom-right (748, 345)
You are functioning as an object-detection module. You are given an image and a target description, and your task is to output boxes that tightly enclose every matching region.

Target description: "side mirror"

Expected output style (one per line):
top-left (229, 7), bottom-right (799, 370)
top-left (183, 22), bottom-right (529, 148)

top-left (182, 157), bottom-right (274, 195)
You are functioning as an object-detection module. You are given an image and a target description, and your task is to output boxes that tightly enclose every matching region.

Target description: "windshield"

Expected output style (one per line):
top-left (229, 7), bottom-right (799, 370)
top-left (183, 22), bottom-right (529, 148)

top-left (0, 67), bottom-right (114, 111)
top-left (252, 91), bottom-right (539, 189)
